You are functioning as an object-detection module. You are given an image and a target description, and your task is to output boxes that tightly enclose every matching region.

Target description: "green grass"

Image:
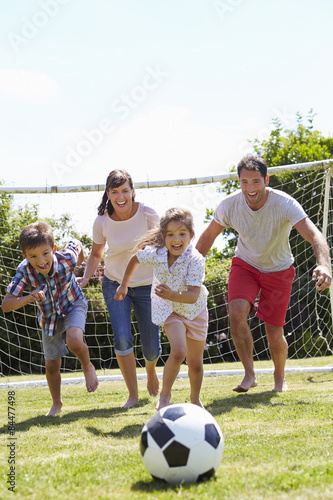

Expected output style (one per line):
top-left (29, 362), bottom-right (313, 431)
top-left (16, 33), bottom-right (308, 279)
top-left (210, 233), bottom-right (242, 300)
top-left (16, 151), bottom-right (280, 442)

top-left (1, 358), bottom-right (333, 500)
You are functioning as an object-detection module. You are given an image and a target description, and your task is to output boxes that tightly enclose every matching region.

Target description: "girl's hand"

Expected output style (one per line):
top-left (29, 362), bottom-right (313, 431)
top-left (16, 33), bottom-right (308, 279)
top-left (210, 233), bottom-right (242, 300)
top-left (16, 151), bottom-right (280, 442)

top-left (154, 283), bottom-right (174, 300)
top-left (114, 284), bottom-right (128, 301)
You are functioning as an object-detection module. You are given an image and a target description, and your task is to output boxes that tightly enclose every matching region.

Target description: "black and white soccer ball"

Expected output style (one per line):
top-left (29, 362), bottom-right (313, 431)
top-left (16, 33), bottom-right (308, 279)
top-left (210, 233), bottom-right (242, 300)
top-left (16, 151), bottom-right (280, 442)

top-left (140, 403), bottom-right (224, 484)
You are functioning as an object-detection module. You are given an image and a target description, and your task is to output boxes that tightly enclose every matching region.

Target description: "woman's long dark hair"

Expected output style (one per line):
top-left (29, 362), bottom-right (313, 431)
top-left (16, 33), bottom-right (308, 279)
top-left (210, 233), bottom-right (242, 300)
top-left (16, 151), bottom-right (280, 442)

top-left (97, 170), bottom-right (135, 216)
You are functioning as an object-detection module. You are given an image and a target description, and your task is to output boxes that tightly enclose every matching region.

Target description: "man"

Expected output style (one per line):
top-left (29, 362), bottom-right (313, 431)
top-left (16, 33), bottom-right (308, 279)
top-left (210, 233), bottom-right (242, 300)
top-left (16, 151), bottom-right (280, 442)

top-left (196, 155), bottom-right (331, 392)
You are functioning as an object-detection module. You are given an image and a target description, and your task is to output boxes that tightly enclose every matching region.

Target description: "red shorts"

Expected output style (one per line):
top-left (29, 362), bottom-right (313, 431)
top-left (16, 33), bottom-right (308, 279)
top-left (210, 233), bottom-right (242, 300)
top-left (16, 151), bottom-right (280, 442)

top-left (228, 257), bottom-right (295, 327)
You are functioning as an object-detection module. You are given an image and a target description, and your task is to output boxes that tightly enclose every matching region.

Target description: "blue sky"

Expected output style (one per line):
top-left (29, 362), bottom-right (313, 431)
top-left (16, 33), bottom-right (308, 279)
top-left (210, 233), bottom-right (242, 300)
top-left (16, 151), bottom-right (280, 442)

top-left (1, 0), bottom-right (332, 188)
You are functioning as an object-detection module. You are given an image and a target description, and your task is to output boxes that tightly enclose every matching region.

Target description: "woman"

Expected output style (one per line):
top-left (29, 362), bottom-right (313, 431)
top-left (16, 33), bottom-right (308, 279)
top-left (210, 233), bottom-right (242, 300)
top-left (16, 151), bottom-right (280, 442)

top-left (79, 170), bottom-right (161, 408)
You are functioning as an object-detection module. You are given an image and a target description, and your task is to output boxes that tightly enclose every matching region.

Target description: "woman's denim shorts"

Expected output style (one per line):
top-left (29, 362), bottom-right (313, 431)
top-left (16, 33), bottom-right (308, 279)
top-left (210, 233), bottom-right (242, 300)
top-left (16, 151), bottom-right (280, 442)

top-left (102, 276), bottom-right (161, 362)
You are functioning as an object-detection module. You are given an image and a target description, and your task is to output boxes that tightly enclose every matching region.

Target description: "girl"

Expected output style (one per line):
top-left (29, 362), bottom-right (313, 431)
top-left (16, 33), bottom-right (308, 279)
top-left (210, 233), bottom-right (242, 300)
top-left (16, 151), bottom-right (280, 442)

top-left (114, 207), bottom-right (208, 410)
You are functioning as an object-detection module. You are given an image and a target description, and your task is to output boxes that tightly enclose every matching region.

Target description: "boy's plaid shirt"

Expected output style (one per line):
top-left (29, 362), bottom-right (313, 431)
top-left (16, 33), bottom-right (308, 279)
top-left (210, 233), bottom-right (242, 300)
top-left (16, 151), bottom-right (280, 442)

top-left (6, 240), bottom-right (86, 336)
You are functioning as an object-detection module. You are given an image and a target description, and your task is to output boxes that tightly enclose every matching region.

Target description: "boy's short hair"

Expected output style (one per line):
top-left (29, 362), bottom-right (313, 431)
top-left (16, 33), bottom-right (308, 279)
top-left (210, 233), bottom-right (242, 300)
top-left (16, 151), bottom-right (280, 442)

top-left (237, 155), bottom-right (268, 179)
top-left (19, 221), bottom-right (54, 254)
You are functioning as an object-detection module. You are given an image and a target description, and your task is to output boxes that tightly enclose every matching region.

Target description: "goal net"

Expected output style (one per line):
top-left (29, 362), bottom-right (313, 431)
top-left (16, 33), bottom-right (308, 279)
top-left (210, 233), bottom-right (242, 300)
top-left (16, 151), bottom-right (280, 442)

top-left (0, 160), bottom-right (332, 379)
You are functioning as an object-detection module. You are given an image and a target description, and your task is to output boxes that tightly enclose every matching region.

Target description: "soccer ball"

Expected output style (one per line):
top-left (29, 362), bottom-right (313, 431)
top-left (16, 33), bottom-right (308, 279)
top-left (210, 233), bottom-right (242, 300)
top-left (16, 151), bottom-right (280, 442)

top-left (140, 403), bottom-right (224, 484)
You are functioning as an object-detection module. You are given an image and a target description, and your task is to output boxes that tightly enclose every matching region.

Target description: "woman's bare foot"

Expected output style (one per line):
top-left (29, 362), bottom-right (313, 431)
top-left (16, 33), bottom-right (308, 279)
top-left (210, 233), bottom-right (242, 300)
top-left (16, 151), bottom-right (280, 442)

top-left (46, 401), bottom-right (63, 416)
top-left (147, 369), bottom-right (159, 397)
top-left (155, 394), bottom-right (170, 411)
top-left (122, 396), bottom-right (139, 409)
top-left (83, 364), bottom-right (99, 392)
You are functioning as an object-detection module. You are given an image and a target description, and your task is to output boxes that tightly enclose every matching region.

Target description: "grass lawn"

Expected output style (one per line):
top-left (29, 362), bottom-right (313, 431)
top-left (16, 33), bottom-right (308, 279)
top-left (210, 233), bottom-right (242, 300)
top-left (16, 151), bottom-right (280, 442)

top-left (1, 358), bottom-right (333, 499)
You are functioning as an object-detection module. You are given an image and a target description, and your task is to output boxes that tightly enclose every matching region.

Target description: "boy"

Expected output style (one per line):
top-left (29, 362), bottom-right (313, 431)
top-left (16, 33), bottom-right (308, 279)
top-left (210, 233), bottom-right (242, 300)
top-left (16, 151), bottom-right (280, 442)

top-left (1, 221), bottom-right (98, 416)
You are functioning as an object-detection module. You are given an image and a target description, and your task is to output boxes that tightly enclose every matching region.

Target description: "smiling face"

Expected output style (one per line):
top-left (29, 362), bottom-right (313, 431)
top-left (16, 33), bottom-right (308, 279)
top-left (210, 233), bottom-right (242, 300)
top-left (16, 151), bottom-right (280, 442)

top-left (163, 221), bottom-right (193, 264)
top-left (107, 181), bottom-right (135, 219)
top-left (239, 169), bottom-right (269, 210)
top-left (23, 244), bottom-right (56, 275)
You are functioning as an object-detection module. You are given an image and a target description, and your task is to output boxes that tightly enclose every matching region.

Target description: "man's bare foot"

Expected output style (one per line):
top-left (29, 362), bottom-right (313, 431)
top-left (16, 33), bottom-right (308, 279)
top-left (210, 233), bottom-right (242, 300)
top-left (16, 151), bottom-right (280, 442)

top-left (46, 402), bottom-right (63, 416)
top-left (274, 379), bottom-right (288, 392)
top-left (155, 395), bottom-right (170, 411)
top-left (122, 396), bottom-right (139, 409)
top-left (233, 375), bottom-right (257, 393)
top-left (83, 364), bottom-right (99, 392)
top-left (147, 369), bottom-right (159, 397)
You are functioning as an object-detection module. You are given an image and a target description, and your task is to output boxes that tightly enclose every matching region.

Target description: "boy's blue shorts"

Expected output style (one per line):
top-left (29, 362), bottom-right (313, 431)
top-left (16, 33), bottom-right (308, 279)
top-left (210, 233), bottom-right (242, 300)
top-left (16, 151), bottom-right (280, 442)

top-left (42, 298), bottom-right (88, 361)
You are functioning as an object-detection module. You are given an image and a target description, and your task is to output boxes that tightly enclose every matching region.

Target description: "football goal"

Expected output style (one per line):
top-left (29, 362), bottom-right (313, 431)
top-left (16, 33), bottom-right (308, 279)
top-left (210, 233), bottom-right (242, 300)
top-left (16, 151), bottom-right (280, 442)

top-left (0, 159), bottom-right (332, 385)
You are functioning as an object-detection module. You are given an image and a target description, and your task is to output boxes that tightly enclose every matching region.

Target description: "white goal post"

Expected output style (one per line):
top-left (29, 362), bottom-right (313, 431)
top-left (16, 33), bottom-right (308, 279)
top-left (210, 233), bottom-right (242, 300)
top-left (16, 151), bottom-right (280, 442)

top-left (0, 159), bottom-right (332, 386)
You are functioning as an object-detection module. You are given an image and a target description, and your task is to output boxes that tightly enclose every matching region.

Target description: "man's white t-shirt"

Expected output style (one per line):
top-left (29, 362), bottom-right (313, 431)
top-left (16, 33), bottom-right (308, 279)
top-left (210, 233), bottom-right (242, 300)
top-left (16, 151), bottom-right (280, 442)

top-left (213, 187), bottom-right (307, 273)
top-left (93, 203), bottom-right (159, 286)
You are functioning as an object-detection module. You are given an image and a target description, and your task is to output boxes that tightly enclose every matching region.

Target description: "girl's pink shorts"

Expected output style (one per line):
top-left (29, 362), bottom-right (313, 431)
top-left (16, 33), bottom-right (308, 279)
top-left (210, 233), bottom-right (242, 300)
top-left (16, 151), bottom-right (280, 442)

top-left (163, 308), bottom-right (208, 341)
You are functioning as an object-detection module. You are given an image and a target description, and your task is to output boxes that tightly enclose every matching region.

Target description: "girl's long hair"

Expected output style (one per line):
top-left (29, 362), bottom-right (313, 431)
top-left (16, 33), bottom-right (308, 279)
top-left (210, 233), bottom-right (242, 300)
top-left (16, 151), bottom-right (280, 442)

top-left (97, 170), bottom-right (135, 216)
top-left (134, 207), bottom-right (194, 252)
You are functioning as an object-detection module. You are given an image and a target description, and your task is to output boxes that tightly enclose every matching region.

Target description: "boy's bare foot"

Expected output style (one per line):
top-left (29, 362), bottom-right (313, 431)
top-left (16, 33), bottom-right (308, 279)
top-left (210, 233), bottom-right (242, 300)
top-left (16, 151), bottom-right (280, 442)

top-left (147, 369), bottom-right (159, 397)
top-left (233, 375), bottom-right (257, 393)
top-left (83, 364), bottom-right (99, 392)
top-left (46, 402), bottom-right (63, 416)
top-left (155, 395), bottom-right (170, 411)
top-left (274, 379), bottom-right (288, 392)
top-left (122, 396), bottom-right (139, 408)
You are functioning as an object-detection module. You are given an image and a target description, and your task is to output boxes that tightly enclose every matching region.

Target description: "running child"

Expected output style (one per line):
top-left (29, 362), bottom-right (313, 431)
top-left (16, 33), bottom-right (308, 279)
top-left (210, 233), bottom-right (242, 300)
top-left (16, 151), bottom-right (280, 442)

top-left (114, 207), bottom-right (208, 410)
top-left (1, 221), bottom-right (98, 416)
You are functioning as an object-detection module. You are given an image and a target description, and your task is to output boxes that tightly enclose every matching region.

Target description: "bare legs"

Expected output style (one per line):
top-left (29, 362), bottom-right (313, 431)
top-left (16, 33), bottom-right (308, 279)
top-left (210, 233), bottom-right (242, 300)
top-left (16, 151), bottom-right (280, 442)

top-left (156, 322), bottom-right (205, 411)
top-left (45, 358), bottom-right (63, 416)
top-left (265, 323), bottom-right (288, 391)
top-left (45, 327), bottom-right (98, 416)
top-left (229, 299), bottom-right (287, 392)
top-left (116, 353), bottom-right (159, 408)
top-left (229, 299), bottom-right (257, 392)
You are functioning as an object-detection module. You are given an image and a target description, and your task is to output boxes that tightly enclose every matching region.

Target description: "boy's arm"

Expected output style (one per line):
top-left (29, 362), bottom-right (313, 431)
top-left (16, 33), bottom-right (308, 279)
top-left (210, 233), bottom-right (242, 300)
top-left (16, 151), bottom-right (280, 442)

top-left (114, 255), bottom-right (140, 301)
top-left (77, 242), bottom-right (85, 267)
top-left (154, 284), bottom-right (201, 304)
top-left (1, 289), bottom-right (46, 313)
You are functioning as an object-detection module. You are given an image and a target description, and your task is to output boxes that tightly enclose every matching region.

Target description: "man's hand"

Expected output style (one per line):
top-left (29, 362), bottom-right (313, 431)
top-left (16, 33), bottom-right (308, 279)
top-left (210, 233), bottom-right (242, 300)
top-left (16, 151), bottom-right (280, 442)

top-left (312, 265), bottom-right (332, 290)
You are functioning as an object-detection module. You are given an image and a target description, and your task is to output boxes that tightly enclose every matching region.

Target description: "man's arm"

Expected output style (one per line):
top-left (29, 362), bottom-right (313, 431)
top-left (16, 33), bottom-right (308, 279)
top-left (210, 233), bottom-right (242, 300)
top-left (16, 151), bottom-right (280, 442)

top-left (294, 217), bottom-right (332, 290)
top-left (196, 220), bottom-right (226, 257)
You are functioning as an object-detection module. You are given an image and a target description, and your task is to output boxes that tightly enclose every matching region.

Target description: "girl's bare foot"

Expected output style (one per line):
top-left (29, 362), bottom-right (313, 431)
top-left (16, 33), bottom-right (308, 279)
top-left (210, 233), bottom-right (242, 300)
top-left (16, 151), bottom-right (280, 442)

top-left (155, 395), bottom-right (170, 411)
top-left (191, 398), bottom-right (204, 409)
top-left (46, 402), bottom-right (63, 416)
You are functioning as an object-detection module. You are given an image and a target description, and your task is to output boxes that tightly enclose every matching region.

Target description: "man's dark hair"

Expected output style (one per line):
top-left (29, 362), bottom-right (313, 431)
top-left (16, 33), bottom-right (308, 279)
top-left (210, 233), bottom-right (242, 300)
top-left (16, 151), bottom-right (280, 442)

top-left (237, 155), bottom-right (268, 179)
